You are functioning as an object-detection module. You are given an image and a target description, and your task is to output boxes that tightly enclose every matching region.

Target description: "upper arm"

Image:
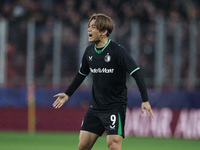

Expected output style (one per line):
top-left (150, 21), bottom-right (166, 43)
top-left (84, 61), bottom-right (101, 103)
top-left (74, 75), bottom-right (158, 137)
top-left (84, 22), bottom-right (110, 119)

top-left (79, 50), bottom-right (90, 76)
top-left (118, 47), bottom-right (140, 75)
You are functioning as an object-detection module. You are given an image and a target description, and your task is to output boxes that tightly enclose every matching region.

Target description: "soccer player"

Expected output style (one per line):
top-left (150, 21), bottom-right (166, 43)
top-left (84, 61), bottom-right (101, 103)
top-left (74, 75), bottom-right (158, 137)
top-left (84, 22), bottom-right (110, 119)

top-left (53, 13), bottom-right (154, 150)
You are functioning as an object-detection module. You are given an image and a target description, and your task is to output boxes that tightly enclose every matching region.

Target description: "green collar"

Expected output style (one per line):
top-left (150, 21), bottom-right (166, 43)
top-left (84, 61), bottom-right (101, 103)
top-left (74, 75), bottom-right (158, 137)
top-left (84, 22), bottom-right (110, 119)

top-left (94, 39), bottom-right (111, 54)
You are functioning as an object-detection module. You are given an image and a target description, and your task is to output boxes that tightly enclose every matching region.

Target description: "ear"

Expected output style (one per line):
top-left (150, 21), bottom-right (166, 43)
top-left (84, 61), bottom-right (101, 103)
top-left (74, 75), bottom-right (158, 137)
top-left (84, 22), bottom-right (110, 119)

top-left (101, 30), bottom-right (108, 36)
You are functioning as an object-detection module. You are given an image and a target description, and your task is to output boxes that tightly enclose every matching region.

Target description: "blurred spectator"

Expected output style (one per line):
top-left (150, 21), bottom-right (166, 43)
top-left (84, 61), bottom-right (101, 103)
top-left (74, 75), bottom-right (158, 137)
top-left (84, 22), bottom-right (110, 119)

top-left (0, 0), bottom-right (199, 89)
top-left (35, 27), bottom-right (53, 86)
top-left (61, 26), bottom-right (79, 77)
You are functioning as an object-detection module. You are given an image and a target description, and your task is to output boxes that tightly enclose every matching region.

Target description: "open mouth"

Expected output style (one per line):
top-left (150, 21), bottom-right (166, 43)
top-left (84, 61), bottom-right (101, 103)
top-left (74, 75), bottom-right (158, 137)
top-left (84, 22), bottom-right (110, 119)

top-left (88, 33), bottom-right (92, 38)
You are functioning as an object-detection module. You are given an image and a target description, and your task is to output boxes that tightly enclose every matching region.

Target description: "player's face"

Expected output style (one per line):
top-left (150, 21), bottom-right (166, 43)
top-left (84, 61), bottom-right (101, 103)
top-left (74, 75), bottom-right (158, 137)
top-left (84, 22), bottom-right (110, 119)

top-left (88, 19), bottom-right (102, 43)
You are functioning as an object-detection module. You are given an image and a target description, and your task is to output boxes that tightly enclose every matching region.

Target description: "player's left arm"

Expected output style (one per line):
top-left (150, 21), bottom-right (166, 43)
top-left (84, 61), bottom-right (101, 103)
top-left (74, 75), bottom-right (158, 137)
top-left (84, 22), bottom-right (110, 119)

top-left (131, 70), bottom-right (154, 118)
top-left (118, 47), bottom-right (154, 118)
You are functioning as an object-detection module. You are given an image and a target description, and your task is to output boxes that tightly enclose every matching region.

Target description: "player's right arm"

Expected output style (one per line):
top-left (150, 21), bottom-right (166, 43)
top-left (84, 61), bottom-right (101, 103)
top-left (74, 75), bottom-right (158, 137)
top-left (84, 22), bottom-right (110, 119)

top-left (52, 72), bottom-right (86, 109)
top-left (52, 48), bottom-right (90, 109)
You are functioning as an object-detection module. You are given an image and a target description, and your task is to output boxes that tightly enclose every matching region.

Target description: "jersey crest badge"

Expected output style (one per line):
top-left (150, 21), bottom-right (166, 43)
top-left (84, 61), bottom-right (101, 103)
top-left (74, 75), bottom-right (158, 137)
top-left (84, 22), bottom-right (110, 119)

top-left (104, 53), bottom-right (111, 62)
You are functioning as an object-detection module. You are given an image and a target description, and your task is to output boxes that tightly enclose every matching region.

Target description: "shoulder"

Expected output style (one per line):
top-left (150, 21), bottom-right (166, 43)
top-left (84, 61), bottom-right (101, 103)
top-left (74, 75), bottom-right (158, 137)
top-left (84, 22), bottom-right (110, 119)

top-left (85, 44), bottom-right (94, 52)
top-left (83, 44), bottom-right (94, 56)
top-left (110, 40), bottom-right (127, 54)
top-left (110, 40), bottom-right (121, 48)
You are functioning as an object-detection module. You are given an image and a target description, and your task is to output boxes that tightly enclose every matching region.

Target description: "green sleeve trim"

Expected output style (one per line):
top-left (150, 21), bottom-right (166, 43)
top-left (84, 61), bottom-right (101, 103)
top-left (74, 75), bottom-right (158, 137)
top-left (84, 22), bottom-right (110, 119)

top-left (129, 67), bottom-right (140, 76)
top-left (118, 113), bottom-right (122, 136)
top-left (78, 70), bottom-right (87, 76)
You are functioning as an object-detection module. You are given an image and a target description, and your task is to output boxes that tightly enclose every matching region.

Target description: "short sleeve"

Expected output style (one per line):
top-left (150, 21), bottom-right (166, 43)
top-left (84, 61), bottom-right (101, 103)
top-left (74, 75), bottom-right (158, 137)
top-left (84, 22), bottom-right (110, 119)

top-left (119, 47), bottom-right (140, 75)
top-left (79, 50), bottom-right (90, 76)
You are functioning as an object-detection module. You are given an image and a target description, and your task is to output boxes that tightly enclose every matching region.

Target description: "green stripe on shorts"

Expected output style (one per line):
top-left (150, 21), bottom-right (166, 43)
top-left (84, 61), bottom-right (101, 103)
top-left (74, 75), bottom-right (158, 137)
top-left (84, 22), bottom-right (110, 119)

top-left (118, 113), bottom-right (122, 136)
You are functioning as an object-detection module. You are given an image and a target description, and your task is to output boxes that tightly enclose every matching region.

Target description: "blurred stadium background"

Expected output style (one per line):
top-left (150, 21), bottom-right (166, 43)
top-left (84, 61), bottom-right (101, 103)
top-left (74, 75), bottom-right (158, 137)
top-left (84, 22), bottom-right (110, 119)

top-left (0, 0), bottom-right (200, 149)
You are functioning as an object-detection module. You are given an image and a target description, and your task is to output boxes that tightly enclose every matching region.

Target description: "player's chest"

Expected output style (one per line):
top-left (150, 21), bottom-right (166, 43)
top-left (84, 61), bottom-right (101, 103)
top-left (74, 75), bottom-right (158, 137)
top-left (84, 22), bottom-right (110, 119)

top-left (86, 52), bottom-right (116, 67)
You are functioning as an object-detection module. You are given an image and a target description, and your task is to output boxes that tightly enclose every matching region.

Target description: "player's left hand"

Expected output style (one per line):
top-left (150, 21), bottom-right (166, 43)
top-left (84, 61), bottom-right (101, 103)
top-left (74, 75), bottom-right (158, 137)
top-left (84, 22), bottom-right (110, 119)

top-left (141, 101), bottom-right (154, 118)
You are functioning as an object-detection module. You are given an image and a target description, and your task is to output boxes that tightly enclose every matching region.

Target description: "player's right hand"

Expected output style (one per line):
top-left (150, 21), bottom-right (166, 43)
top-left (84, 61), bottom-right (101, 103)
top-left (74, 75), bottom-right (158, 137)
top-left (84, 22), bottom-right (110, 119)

top-left (53, 93), bottom-right (69, 109)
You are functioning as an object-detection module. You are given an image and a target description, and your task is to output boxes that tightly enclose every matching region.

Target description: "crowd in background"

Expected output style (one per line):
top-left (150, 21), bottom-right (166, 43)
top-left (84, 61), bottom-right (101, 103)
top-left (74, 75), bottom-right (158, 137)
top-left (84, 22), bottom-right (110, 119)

top-left (0, 0), bottom-right (200, 89)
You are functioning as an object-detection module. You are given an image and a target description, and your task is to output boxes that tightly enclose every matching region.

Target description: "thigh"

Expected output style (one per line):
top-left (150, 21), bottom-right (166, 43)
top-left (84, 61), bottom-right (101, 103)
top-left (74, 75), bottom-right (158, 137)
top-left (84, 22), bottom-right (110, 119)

top-left (81, 108), bottom-right (105, 136)
top-left (78, 130), bottom-right (99, 150)
top-left (100, 109), bottom-right (126, 138)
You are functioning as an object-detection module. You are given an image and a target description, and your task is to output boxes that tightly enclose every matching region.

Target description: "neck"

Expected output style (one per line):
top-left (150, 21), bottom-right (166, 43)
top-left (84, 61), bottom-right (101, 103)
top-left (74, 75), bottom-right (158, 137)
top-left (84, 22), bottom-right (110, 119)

top-left (95, 37), bottom-right (109, 48)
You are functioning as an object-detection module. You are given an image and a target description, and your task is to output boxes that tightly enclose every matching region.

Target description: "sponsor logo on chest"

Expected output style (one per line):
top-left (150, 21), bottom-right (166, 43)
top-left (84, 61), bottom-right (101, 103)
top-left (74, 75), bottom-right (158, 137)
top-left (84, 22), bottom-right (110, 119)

top-left (90, 68), bottom-right (114, 73)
